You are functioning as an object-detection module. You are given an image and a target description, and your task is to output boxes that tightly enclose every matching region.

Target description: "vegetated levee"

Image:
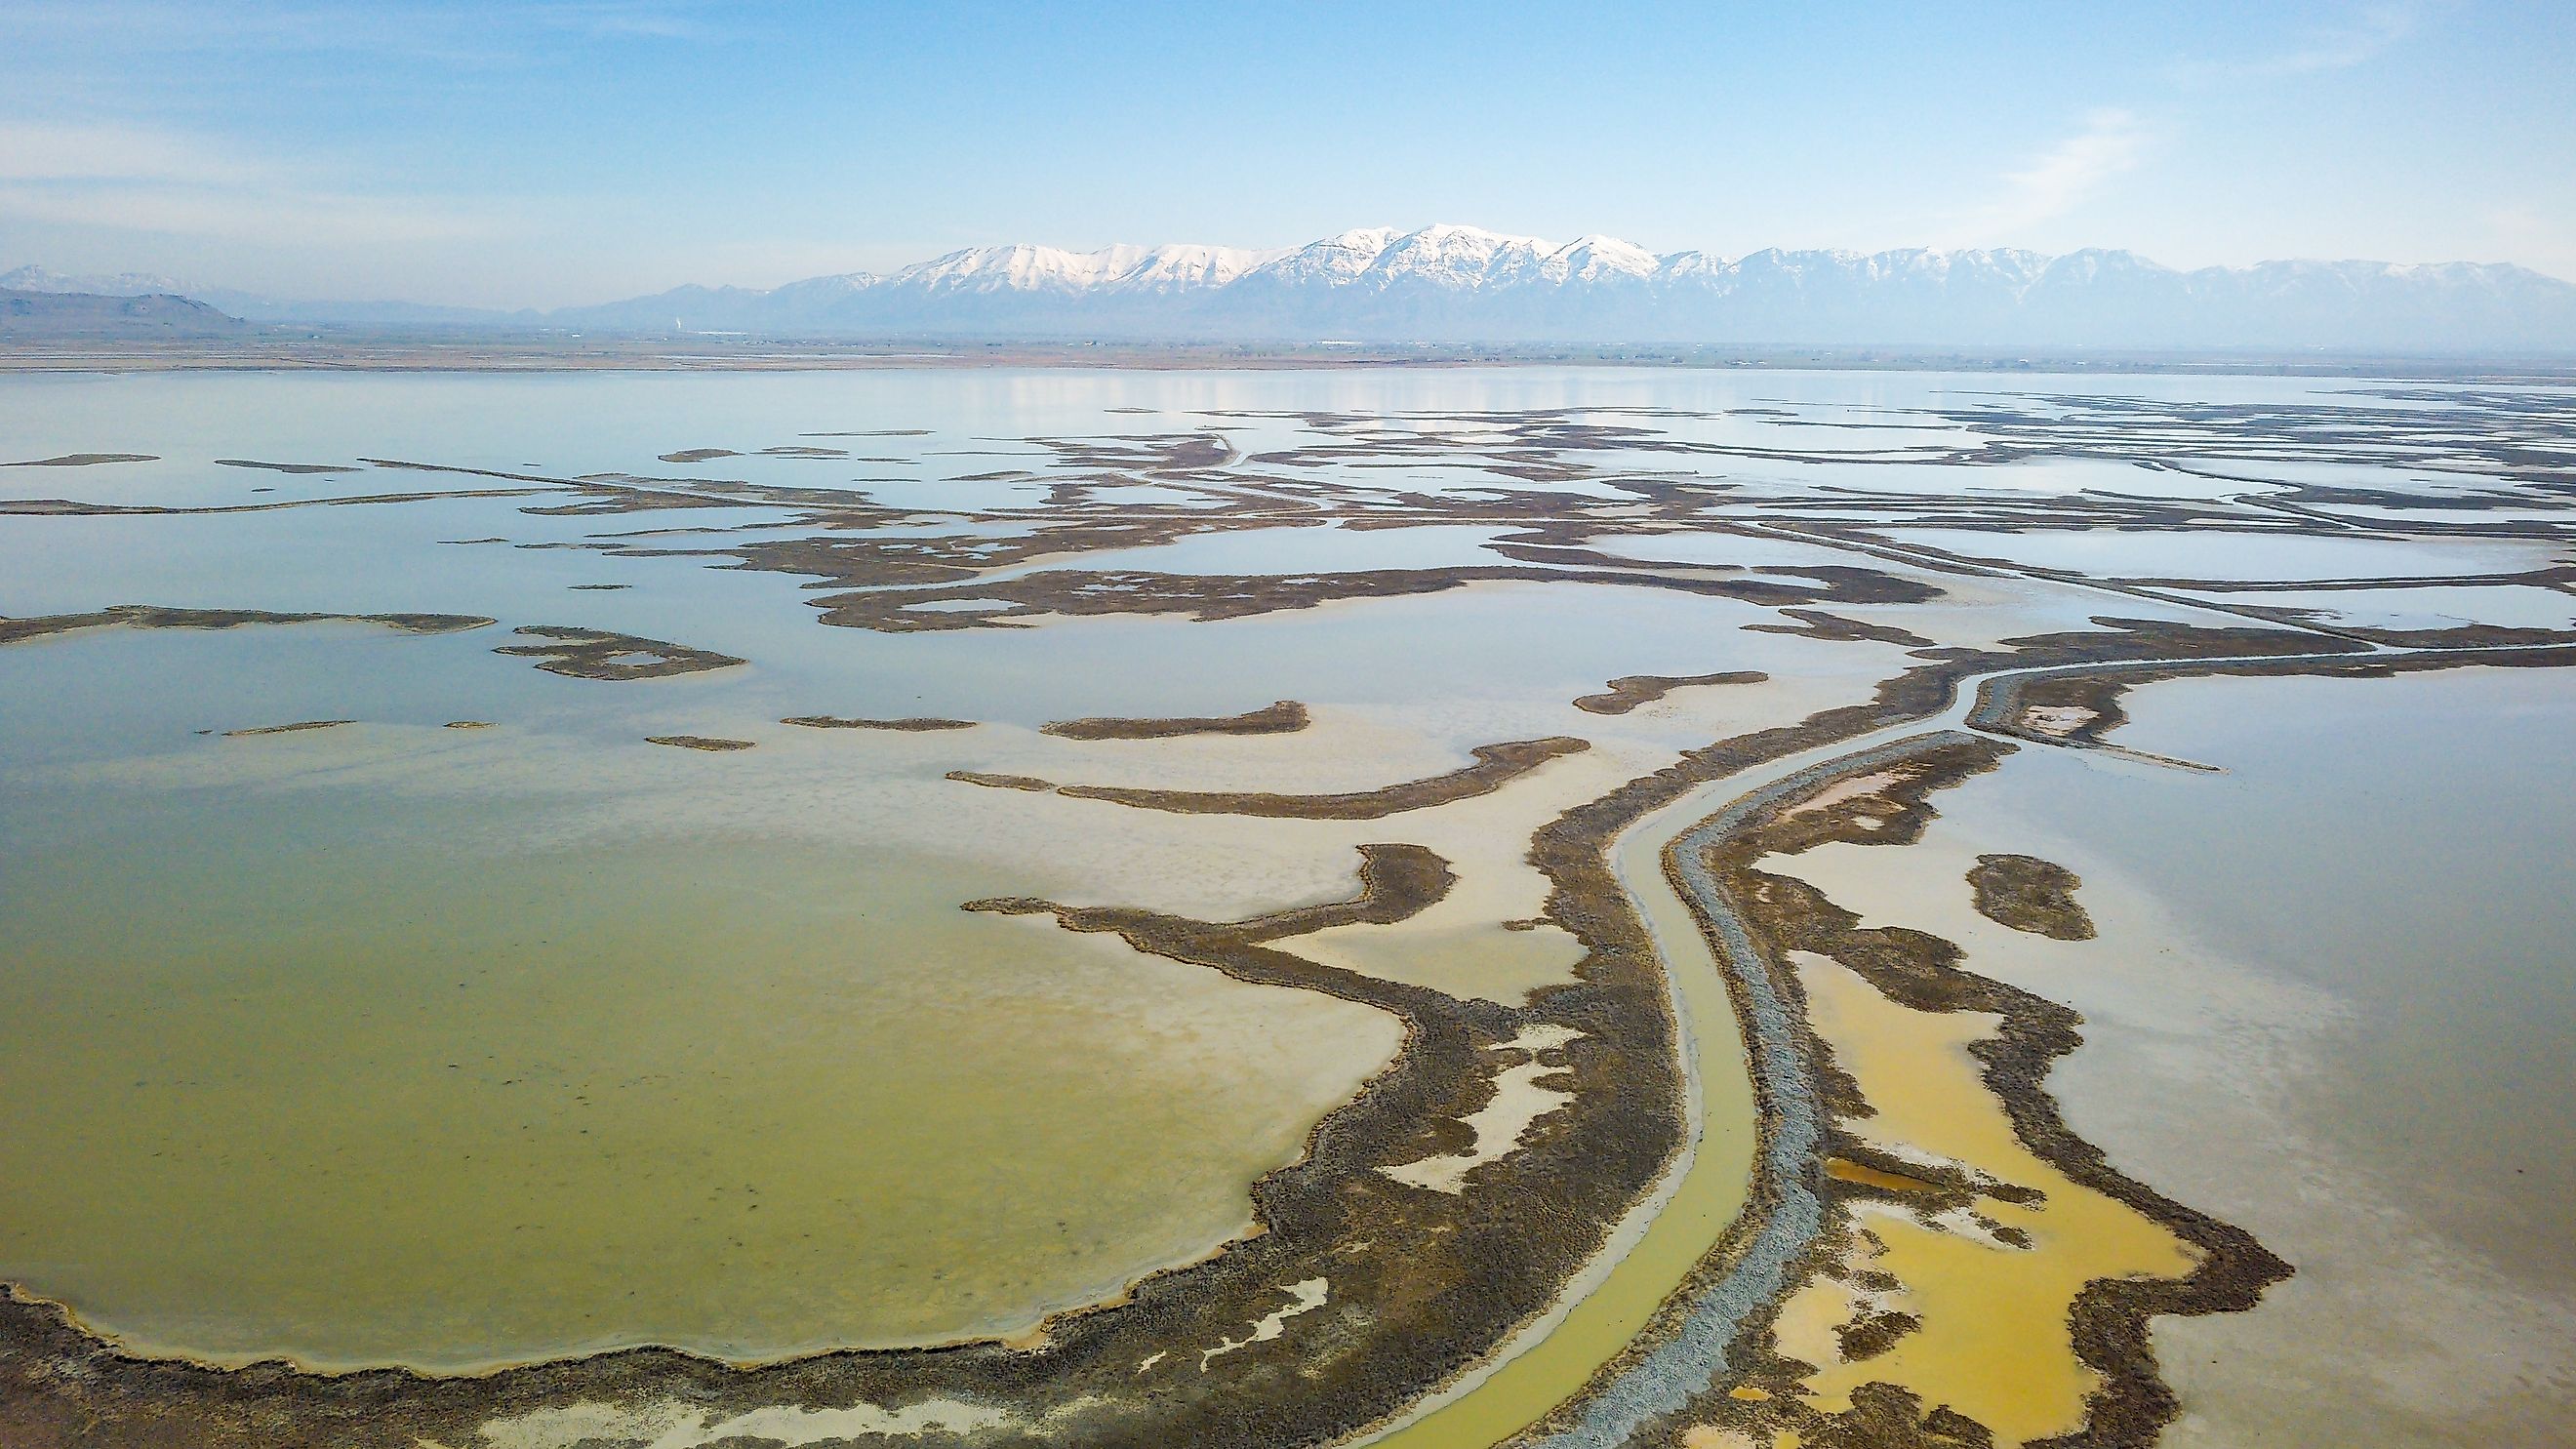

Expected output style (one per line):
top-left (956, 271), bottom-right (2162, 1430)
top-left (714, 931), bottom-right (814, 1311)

top-left (3, 381), bottom-right (2572, 1449)
top-left (1514, 639), bottom-right (2576, 1449)
top-left (946, 737), bottom-right (1591, 819)
top-left (1627, 736), bottom-right (2281, 1448)
top-left (0, 803), bottom-right (1695, 1449)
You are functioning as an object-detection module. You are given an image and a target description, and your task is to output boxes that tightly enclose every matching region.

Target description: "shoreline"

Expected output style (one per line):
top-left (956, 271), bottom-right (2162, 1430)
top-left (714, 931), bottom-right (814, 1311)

top-left (3, 376), bottom-right (2568, 1448)
top-left (7, 339), bottom-right (2576, 381)
top-left (1382, 632), bottom-right (2576, 1448)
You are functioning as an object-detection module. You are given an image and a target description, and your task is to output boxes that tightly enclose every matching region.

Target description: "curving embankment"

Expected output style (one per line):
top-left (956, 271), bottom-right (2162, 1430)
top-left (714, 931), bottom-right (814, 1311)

top-left (1521, 733), bottom-right (1975, 1448)
top-left (1395, 639), bottom-right (2576, 1449)
top-left (949, 737), bottom-right (1590, 819)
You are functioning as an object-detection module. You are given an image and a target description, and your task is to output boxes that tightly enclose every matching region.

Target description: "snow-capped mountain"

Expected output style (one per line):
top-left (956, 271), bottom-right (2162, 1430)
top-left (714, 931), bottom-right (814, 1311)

top-left (1536, 236), bottom-right (1662, 286)
top-left (22, 225), bottom-right (2574, 347)
top-left (883, 241), bottom-right (1287, 298)
top-left (1245, 227), bottom-right (1404, 289)
top-left (543, 225), bottom-right (2574, 347)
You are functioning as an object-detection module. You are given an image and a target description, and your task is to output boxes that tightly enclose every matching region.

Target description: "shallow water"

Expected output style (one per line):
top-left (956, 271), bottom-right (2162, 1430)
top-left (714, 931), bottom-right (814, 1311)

top-left (1780, 952), bottom-right (2197, 1443)
top-left (1876, 526), bottom-right (2565, 583)
top-left (2190, 582), bottom-right (2576, 631)
top-left (4, 366), bottom-right (2572, 1437)
top-left (0, 670), bottom-right (1400, 1371)
top-left (1986, 669), bottom-right (2576, 1288)
top-left (1768, 665), bottom-right (2576, 1445)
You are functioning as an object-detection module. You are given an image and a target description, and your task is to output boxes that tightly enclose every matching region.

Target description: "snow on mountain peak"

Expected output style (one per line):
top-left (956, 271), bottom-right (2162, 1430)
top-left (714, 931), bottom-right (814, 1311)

top-left (1107, 243), bottom-right (1288, 292)
top-left (1353, 224), bottom-right (1559, 290)
top-left (36, 224), bottom-right (2567, 348)
top-left (1539, 235), bottom-right (1660, 284)
top-left (896, 242), bottom-right (1151, 293)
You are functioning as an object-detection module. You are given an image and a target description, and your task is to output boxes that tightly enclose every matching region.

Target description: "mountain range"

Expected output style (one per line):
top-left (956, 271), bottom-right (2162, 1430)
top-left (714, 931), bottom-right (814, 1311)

top-left (0, 286), bottom-right (246, 339)
top-left (11, 223), bottom-right (2576, 349)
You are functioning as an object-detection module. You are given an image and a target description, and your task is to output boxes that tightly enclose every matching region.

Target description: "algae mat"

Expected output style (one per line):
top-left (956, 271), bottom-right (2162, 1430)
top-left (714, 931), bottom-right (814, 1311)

top-left (0, 784), bottom-right (1398, 1370)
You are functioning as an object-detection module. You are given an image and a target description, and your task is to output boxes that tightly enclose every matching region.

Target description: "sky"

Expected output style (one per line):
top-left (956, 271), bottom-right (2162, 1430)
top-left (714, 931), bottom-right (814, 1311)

top-left (3, 0), bottom-right (2572, 308)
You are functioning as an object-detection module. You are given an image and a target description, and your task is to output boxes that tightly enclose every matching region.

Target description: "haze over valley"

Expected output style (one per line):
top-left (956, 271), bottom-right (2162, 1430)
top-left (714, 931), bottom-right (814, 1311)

top-left (11, 224), bottom-right (2576, 348)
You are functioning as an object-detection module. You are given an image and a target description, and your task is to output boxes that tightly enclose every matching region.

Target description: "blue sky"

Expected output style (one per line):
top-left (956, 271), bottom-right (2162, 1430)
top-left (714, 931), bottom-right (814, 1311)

top-left (4, 1), bottom-right (2571, 305)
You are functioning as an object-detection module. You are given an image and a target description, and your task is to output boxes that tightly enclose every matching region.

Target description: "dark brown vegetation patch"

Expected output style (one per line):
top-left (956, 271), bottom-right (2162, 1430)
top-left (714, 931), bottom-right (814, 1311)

top-left (491, 625), bottom-right (745, 679)
top-left (221, 719), bottom-right (353, 738)
top-left (644, 735), bottom-right (755, 752)
top-left (1, 453), bottom-right (156, 466)
top-left (1573, 670), bottom-right (1769, 715)
top-left (945, 769), bottom-right (1054, 791)
top-left (783, 715), bottom-right (978, 731)
top-left (1745, 607), bottom-right (1936, 647)
top-left (1041, 700), bottom-right (1309, 740)
top-left (789, 561), bottom-right (1938, 633)
top-left (0, 604), bottom-right (495, 647)
top-left (948, 736), bottom-right (1589, 819)
top-left (214, 460), bottom-right (354, 474)
top-left (1967, 853), bottom-right (2097, 940)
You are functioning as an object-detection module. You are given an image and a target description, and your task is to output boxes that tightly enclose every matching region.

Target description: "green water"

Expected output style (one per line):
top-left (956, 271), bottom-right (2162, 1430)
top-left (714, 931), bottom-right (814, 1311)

top-left (0, 776), bottom-right (1398, 1370)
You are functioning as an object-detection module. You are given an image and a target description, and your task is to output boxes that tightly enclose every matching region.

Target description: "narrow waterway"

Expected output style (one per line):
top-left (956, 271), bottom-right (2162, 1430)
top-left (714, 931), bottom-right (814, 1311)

top-left (1360, 633), bottom-right (2573, 1447)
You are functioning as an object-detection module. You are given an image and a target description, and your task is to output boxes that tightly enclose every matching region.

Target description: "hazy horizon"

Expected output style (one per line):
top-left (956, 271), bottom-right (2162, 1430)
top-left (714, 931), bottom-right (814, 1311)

top-left (6, 1), bottom-right (2573, 308)
top-left (15, 223), bottom-right (2576, 315)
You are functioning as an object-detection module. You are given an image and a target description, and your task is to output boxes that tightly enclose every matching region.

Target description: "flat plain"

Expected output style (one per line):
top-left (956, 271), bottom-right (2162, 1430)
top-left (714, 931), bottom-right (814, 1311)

top-left (2, 364), bottom-right (2569, 1449)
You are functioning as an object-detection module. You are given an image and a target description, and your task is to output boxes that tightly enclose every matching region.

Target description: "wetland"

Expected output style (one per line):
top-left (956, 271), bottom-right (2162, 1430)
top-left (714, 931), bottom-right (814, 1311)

top-left (1, 366), bottom-right (2570, 1448)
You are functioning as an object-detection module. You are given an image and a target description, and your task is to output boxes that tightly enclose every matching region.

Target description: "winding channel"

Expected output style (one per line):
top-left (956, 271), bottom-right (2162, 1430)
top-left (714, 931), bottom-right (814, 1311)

top-left (1357, 628), bottom-right (2573, 1449)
